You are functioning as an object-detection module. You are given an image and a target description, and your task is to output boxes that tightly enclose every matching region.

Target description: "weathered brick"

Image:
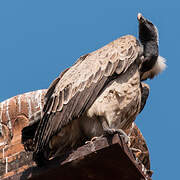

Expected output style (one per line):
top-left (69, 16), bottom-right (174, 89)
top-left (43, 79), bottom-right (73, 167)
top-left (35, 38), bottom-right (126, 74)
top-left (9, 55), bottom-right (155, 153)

top-left (0, 160), bottom-right (6, 175)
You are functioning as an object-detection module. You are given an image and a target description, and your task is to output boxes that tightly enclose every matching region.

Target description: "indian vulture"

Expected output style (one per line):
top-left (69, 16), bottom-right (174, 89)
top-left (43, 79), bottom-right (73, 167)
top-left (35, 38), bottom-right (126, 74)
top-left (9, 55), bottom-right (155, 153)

top-left (22, 13), bottom-right (166, 166)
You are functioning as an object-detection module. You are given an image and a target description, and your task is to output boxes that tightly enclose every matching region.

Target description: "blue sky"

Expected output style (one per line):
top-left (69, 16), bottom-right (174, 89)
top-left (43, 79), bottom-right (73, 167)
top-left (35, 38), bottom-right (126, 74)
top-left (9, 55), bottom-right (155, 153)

top-left (0, 1), bottom-right (178, 179)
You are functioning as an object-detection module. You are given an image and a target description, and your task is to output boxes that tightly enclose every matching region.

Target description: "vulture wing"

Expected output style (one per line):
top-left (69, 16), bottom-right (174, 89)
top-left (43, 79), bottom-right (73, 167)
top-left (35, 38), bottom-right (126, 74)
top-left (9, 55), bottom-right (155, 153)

top-left (34, 35), bottom-right (142, 153)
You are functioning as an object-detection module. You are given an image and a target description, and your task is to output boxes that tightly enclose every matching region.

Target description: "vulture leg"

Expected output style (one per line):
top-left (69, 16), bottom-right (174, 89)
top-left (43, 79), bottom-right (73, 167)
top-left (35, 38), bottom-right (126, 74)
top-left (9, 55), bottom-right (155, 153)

top-left (101, 118), bottom-right (129, 143)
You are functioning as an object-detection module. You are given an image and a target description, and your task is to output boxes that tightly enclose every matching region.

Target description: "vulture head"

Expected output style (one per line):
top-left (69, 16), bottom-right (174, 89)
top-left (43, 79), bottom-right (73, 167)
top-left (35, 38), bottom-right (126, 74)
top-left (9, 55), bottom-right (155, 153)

top-left (138, 13), bottom-right (158, 44)
top-left (137, 13), bottom-right (166, 80)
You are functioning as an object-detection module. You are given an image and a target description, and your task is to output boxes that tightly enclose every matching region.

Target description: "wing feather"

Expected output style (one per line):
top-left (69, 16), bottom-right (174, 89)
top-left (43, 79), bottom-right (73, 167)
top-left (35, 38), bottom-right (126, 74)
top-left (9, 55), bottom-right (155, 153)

top-left (34, 35), bottom-right (141, 152)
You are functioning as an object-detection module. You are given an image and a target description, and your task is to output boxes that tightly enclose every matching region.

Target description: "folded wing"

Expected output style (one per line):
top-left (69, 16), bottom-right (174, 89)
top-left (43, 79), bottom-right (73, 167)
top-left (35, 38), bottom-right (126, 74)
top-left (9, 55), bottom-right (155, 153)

top-left (34, 35), bottom-right (141, 153)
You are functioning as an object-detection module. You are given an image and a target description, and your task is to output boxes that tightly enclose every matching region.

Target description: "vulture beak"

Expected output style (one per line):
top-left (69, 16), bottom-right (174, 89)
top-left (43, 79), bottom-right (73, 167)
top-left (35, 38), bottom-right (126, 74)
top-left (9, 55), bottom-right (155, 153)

top-left (137, 13), bottom-right (145, 23)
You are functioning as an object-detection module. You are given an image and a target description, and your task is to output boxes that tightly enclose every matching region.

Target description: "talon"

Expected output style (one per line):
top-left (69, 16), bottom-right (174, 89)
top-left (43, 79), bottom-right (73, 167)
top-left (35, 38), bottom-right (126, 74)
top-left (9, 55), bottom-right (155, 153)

top-left (103, 127), bottom-right (130, 144)
top-left (130, 147), bottom-right (142, 153)
top-left (85, 136), bottom-right (103, 144)
top-left (85, 140), bottom-right (91, 144)
top-left (91, 136), bottom-right (101, 142)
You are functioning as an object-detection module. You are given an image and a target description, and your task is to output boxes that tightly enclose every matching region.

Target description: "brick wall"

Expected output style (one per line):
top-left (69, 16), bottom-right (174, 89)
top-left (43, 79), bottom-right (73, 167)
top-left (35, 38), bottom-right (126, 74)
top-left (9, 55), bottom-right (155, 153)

top-left (0, 90), bottom-right (46, 178)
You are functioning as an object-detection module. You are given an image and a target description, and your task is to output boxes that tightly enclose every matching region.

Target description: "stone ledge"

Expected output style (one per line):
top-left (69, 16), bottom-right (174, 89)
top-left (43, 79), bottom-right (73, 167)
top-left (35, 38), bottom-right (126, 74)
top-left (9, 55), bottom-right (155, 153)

top-left (2, 134), bottom-right (151, 180)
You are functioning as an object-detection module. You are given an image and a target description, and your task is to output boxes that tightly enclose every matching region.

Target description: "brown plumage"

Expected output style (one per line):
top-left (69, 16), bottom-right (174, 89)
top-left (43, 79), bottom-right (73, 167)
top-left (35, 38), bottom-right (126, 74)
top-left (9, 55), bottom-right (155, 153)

top-left (32, 14), bottom-right (166, 165)
top-left (33, 35), bottom-right (144, 165)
